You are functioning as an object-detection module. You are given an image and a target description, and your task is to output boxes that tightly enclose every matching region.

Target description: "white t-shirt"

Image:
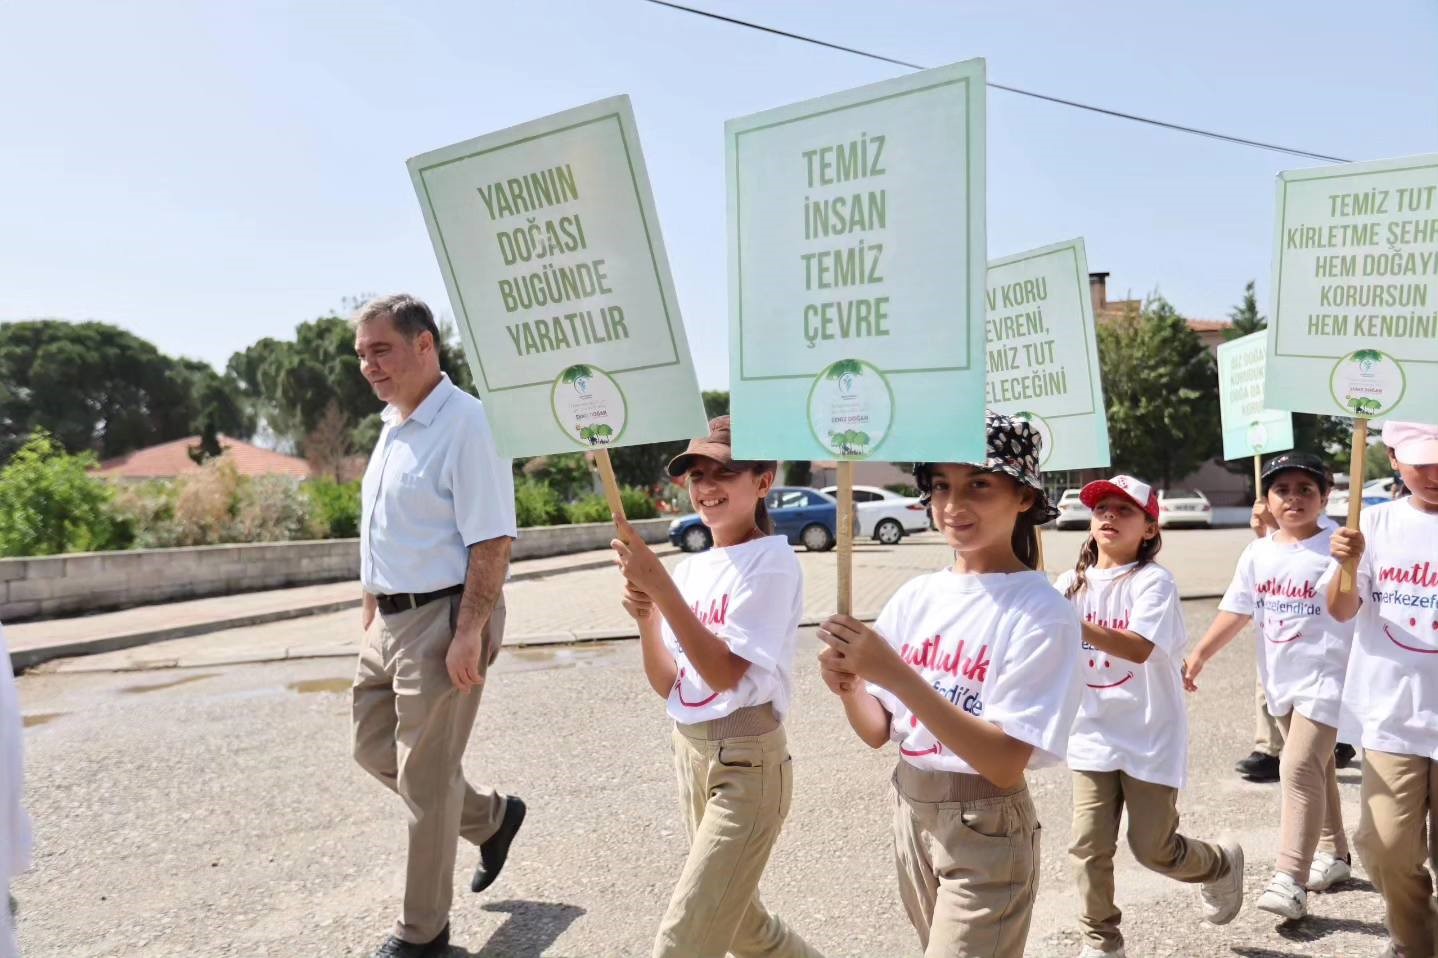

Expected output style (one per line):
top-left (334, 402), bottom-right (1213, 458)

top-left (662, 535), bottom-right (803, 723)
top-left (1321, 499), bottom-right (1438, 760)
top-left (1219, 527), bottom-right (1354, 727)
top-left (864, 569), bottom-right (1081, 775)
top-left (1056, 562), bottom-right (1190, 789)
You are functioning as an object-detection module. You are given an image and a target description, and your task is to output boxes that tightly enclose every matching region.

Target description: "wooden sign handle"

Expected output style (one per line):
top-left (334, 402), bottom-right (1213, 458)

top-left (594, 449), bottom-right (629, 541)
top-left (1339, 418), bottom-right (1368, 594)
top-left (1253, 453), bottom-right (1263, 501)
top-left (836, 461), bottom-right (854, 616)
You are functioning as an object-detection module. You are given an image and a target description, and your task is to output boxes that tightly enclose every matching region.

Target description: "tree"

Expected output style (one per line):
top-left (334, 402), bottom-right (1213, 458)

top-left (784, 461), bottom-right (812, 486)
top-left (0, 320), bottom-right (249, 463)
top-left (0, 429), bottom-right (125, 557)
top-left (304, 400), bottom-right (353, 481)
top-left (1097, 299), bottom-right (1220, 489)
top-left (1225, 280), bottom-right (1266, 340)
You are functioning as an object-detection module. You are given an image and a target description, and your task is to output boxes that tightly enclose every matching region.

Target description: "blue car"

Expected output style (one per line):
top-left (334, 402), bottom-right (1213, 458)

top-left (668, 486), bottom-right (840, 553)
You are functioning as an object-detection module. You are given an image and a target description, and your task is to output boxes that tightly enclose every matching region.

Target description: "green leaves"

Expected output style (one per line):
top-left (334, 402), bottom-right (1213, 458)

top-left (560, 364), bottom-right (595, 384)
top-left (825, 359), bottom-right (864, 380)
top-left (0, 429), bottom-right (123, 557)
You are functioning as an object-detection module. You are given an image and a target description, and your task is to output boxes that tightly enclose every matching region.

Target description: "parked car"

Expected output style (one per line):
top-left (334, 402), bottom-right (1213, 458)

top-left (668, 486), bottom-right (841, 553)
top-left (1325, 489), bottom-right (1391, 519)
top-left (1054, 488), bottom-right (1092, 530)
top-left (1157, 488), bottom-right (1213, 528)
top-left (818, 484), bottom-right (929, 544)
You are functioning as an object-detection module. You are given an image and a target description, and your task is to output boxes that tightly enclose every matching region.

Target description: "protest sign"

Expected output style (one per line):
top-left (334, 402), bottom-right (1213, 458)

top-left (726, 59), bottom-right (986, 610)
top-left (1265, 154), bottom-right (1438, 423)
top-left (1265, 153), bottom-right (1438, 588)
top-left (985, 238), bottom-right (1110, 471)
top-left (1217, 331), bottom-right (1294, 462)
top-left (407, 96), bottom-right (708, 470)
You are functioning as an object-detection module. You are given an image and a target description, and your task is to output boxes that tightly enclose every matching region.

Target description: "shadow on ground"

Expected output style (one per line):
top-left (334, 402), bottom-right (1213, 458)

top-left (448, 900), bottom-right (586, 958)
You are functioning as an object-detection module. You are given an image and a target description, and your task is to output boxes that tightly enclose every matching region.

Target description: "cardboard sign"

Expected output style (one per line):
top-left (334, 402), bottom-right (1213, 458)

top-left (1266, 153), bottom-right (1438, 424)
top-left (1217, 331), bottom-right (1294, 461)
top-left (408, 96), bottom-right (708, 458)
top-left (985, 238), bottom-right (1110, 470)
top-left (725, 59), bottom-right (987, 462)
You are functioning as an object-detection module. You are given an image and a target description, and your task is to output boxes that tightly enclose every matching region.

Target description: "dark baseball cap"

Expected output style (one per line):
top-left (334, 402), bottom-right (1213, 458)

top-left (1260, 452), bottom-right (1331, 493)
top-left (666, 416), bottom-right (745, 478)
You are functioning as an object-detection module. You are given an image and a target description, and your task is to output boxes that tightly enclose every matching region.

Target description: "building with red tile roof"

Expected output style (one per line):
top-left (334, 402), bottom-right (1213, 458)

top-left (92, 435), bottom-right (311, 481)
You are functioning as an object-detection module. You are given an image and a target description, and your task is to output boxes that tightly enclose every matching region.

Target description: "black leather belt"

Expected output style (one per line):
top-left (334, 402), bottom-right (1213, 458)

top-left (375, 584), bottom-right (464, 616)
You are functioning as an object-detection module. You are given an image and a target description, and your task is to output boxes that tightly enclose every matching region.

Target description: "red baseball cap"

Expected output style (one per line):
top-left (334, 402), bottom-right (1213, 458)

top-left (1080, 474), bottom-right (1160, 520)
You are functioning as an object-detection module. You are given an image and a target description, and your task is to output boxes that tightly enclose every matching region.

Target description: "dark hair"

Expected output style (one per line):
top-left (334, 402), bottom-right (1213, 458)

top-left (914, 462), bottom-right (1045, 571)
top-left (353, 293), bottom-right (440, 345)
top-left (744, 460), bottom-right (778, 535)
top-left (1065, 522), bottom-right (1163, 599)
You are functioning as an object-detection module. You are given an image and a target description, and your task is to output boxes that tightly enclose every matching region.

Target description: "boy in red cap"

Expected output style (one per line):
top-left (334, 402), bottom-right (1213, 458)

top-left (1327, 420), bottom-right (1438, 957)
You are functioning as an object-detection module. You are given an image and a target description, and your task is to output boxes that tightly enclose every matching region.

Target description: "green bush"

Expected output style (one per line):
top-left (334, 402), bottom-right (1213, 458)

top-left (0, 429), bottom-right (127, 557)
top-left (514, 479), bottom-right (566, 527)
top-left (562, 486), bottom-right (657, 524)
top-left (305, 478), bottom-right (362, 538)
top-left (232, 475), bottom-right (322, 542)
top-left (109, 480), bottom-right (180, 549)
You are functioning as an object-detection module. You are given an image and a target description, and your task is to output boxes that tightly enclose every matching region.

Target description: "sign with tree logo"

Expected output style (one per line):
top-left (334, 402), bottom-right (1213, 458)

top-left (984, 238), bottom-right (1110, 471)
top-left (725, 58), bottom-right (987, 464)
top-left (1265, 153), bottom-right (1438, 424)
top-left (1217, 331), bottom-right (1294, 461)
top-left (408, 96), bottom-right (708, 459)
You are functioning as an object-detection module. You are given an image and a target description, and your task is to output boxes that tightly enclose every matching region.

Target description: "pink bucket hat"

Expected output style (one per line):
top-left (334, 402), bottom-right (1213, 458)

top-left (1382, 420), bottom-right (1438, 466)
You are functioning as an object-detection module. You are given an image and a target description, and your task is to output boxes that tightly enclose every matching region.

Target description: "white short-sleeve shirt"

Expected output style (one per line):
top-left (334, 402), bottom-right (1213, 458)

top-left (1057, 562), bottom-right (1191, 789)
top-left (360, 375), bottom-right (518, 595)
top-left (662, 535), bottom-right (804, 723)
top-left (864, 569), bottom-right (1082, 775)
top-left (1322, 499), bottom-right (1438, 760)
top-left (1219, 527), bottom-right (1353, 728)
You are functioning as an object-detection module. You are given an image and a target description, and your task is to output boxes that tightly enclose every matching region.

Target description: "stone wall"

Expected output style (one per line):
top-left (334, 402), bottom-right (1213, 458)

top-left (0, 517), bottom-right (672, 621)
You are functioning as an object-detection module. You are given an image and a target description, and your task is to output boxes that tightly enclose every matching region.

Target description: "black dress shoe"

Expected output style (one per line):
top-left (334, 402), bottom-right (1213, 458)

top-left (1335, 742), bottom-right (1358, 769)
top-left (372, 924), bottom-right (449, 957)
top-left (1235, 751), bottom-right (1281, 782)
top-left (472, 796), bottom-right (527, 893)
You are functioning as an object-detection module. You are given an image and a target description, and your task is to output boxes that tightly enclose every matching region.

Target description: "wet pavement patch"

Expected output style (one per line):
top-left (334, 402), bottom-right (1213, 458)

top-left (119, 673), bottom-right (218, 695)
top-left (23, 712), bottom-right (65, 728)
top-left (287, 678), bottom-right (353, 695)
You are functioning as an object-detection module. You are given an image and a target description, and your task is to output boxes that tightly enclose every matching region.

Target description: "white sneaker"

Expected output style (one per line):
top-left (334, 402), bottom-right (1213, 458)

top-left (1307, 851), bottom-right (1353, 890)
top-left (1257, 871), bottom-right (1308, 920)
top-left (1077, 947), bottom-right (1126, 958)
top-left (1201, 841), bottom-right (1245, 924)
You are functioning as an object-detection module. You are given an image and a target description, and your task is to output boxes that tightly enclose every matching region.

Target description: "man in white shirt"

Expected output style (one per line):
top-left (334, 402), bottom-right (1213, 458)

top-left (350, 295), bottom-right (522, 958)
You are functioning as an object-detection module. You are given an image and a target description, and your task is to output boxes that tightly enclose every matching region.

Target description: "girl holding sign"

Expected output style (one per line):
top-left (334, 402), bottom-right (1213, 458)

top-left (1055, 475), bottom-right (1245, 957)
top-left (816, 413), bottom-right (1080, 958)
top-left (1184, 452), bottom-right (1355, 922)
top-left (611, 416), bottom-right (822, 958)
top-left (1325, 420), bottom-right (1438, 958)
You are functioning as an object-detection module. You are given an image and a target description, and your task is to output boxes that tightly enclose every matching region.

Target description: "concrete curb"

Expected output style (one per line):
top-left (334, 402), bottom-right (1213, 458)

top-left (17, 588), bottom-right (1227, 675)
top-left (11, 550), bottom-right (669, 673)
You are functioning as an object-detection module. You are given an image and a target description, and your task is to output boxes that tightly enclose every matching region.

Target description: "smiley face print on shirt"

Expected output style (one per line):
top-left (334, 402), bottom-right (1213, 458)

top-left (1081, 613), bottom-right (1136, 690)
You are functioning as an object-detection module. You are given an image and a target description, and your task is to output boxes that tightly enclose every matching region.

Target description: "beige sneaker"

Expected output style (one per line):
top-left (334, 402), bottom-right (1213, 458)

top-left (1257, 871), bottom-right (1307, 920)
top-left (1201, 841), bottom-right (1245, 925)
top-left (1307, 851), bottom-right (1353, 890)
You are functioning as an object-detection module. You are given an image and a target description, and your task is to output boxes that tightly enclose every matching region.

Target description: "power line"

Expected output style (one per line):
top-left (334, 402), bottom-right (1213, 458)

top-left (641, 0), bottom-right (1351, 164)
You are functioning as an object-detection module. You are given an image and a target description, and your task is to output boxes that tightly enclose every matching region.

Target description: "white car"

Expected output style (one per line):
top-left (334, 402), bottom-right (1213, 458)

top-left (819, 484), bottom-right (929, 544)
top-left (1158, 488), bottom-right (1212, 528)
top-left (1054, 488), bottom-right (1092, 530)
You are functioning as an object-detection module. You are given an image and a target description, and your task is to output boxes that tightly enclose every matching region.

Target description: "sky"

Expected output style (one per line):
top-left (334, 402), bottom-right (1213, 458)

top-left (2, 0), bottom-right (1435, 390)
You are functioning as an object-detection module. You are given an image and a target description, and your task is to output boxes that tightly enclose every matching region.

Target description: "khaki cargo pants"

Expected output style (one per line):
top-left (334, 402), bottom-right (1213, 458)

top-left (1355, 749), bottom-right (1438, 958)
top-left (352, 593), bottom-right (508, 944)
top-left (892, 762), bottom-right (1041, 958)
top-left (1070, 769), bottom-right (1230, 952)
top-left (653, 714), bottom-right (822, 958)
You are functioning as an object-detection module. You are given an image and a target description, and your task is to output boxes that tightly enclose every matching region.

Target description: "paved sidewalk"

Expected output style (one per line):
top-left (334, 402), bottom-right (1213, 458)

top-left (5, 542), bottom-right (670, 671)
top-left (23, 528), bottom-right (1255, 675)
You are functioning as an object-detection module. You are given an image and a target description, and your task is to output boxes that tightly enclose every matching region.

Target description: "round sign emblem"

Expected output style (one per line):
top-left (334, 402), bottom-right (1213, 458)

top-left (1246, 420), bottom-right (1269, 453)
top-left (551, 364), bottom-right (627, 448)
top-left (1328, 350), bottom-right (1405, 418)
top-left (807, 359), bottom-right (893, 460)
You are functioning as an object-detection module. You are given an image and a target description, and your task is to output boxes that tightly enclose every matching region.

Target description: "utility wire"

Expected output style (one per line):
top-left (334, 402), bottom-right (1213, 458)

top-left (642, 0), bottom-right (1351, 164)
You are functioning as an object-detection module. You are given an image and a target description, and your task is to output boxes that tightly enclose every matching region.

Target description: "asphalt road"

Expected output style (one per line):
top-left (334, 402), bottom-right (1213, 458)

top-left (13, 599), bottom-right (1394, 958)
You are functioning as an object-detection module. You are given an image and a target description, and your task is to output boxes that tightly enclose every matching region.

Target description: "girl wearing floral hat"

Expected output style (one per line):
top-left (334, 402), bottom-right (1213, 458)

top-left (816, 412), bottom-right (1081, 958)
top-left (1057, 475), bottom-right (1244, 958)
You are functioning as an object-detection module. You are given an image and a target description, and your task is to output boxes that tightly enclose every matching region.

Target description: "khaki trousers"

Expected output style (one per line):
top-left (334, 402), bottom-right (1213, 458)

top-left (1070, 770), bottom-right (1230, 951)
top-left (1355, 749), bottom-right (1438, 957)
top-left (892, 763), bottom-right (1040, 958)
top-left (352, 594), bottom-right (508, 944)
top-left (1275, 710), bottom-right (1349, 881)
top-left (1254, 674), bottom-right (1284, 757)
top-left (653, 722), bottom-right (819, 958)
